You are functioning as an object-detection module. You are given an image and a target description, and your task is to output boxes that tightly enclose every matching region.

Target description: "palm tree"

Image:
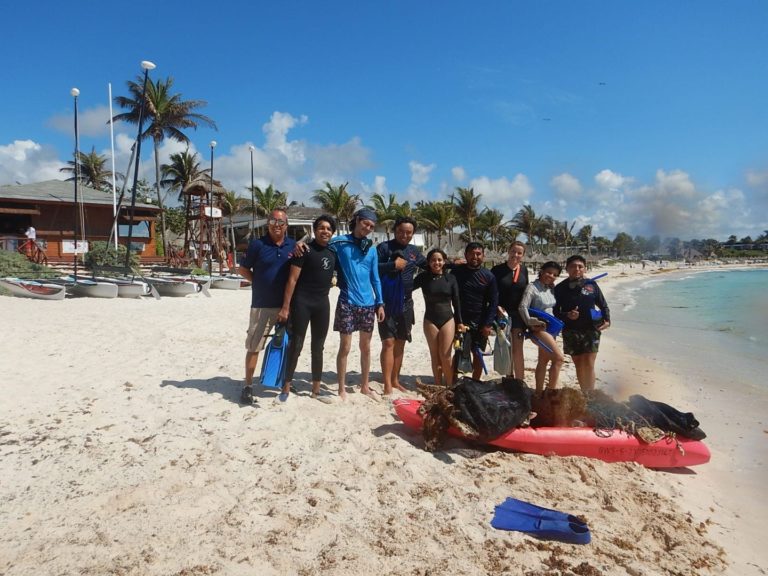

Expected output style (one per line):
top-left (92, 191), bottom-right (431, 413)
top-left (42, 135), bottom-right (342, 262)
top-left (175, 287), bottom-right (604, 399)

top-left (511, 205), bottom-right (541, 249)
top-left (113, 75), bottom-right (217, 255)
top-left (475, 207), bottom-right (507, 254)
top-left (370, 192), bottom-right (400, 239)
top-left (416, 200), bottom-right (456, 249)
top-left (311, 182), bottom-right (360, 234)
top-left (60, 147), bottom-right (122, 191)
top-left (160, 148), bottom-right (210, 202)
top-left (220, 190), bottom-right (251, 265)
top-left (577, 224), bottom-right (593, 255)
top-left (250, 184), bottom-right (289, 217)
top-left (450, 187), bottom-right (482, 242)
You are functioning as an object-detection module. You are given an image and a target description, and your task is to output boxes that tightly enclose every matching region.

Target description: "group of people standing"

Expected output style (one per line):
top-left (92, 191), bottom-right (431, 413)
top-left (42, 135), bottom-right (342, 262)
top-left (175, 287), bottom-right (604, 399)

top-left (236, 207), bottom-right (610, 405)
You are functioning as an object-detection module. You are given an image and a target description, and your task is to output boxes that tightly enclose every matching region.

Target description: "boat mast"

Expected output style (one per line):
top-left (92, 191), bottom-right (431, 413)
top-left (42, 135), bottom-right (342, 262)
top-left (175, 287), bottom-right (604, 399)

top-left (124, 60), bottom-right (156, 270)
top-left (108, 83), bottom-right (118, 249)
top-left (71, 87), bottom-right (80, 280)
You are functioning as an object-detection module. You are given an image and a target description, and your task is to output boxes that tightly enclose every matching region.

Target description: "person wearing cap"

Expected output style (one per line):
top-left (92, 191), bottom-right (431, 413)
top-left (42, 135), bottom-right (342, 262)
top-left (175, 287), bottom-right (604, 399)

top-left (376, 216), bottom-right (427, 395)
top-left (329, 208), bottom-right (385, 400)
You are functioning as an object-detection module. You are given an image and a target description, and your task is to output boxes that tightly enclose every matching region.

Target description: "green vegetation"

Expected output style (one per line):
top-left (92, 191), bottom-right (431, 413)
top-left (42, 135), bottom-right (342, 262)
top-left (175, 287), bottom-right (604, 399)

top-left (83, 241), bottom-right (139, 270)
top-left (0, 251), bottom-right (59, 279)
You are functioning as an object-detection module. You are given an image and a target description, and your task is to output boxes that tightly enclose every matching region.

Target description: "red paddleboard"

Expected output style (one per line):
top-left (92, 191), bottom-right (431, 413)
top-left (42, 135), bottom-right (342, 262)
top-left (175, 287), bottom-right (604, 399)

top-left (393, 398), bottom-right (710, 468)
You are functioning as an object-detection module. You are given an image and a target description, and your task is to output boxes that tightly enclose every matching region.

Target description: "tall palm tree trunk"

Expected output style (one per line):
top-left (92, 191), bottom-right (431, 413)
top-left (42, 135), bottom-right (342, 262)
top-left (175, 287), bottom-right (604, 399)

top-left (153, 138), bottom-right (168, 256)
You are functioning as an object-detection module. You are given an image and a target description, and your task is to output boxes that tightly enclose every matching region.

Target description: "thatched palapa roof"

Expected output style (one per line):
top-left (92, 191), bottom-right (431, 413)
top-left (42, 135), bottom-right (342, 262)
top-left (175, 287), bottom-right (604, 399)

top-left (183, 177), bottom-right (227, 197)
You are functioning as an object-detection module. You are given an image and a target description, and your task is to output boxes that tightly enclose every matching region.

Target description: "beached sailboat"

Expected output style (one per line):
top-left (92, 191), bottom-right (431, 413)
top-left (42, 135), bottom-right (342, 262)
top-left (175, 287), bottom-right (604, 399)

top-left (145, 276), bottom-right (202, 297)
top-left (0, 278), bottom-right (67, 301)
top-left (92, 276), bottom-right (150, 298)
top-left (54, 87), bottom-right (118, 299)
top-left (206, 274), bottom-right (242, 290)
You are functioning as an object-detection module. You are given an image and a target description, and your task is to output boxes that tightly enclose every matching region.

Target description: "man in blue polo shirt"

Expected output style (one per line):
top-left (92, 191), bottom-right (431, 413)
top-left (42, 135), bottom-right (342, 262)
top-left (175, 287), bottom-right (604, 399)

top-left (238, 208), bottom-right (296, 404)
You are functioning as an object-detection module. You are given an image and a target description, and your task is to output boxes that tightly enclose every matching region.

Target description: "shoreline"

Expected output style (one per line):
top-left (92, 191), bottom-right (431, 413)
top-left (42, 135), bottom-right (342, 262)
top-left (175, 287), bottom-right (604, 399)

top-left (0, 264), bottom-right (763, 574)
top-left (590, 262), bottom-right (767, 576)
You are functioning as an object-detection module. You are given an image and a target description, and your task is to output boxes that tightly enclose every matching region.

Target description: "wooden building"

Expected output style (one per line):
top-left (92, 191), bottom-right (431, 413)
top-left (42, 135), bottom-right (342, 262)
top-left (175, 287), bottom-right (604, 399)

top-left (0, 180), bottom-right (162, 263)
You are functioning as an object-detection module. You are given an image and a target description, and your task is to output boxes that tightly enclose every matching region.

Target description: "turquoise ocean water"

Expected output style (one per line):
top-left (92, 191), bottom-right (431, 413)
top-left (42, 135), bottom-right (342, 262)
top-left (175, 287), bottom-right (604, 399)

top-left (609, 268), bottom-right (768, 391)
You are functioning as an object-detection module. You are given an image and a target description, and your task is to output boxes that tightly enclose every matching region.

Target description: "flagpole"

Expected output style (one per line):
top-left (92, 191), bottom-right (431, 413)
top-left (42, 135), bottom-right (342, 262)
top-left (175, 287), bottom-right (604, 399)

top-left (108, 83), bottom-right (118, 249)
top-left (71, 88), bottom-right (80, 280)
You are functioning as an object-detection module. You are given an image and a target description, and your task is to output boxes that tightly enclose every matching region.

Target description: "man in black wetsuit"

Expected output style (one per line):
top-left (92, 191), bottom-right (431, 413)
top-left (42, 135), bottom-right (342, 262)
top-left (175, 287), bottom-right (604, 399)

top-left (377, 216), bottom-right (427, 395)
top-left (451, 242), bottom-right (499, 381)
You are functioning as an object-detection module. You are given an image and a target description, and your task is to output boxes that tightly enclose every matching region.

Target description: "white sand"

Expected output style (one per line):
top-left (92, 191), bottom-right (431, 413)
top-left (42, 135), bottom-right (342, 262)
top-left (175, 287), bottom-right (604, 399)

top-left (1, 264), bottom-right (760, 575)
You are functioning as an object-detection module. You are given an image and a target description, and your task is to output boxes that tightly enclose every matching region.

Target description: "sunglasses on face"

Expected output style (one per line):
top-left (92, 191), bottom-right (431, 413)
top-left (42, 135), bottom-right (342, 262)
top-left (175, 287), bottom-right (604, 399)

top-left (268, 218), bottom-right (287, 226)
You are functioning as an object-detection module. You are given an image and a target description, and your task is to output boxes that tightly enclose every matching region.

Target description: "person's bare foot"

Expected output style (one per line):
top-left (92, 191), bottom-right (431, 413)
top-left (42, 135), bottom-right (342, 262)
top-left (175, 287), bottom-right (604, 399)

top-left (360, 387), bottom-right (380, 401)
top-left (338, 387), bottom-right (348, 401)
top-left (393, 382), bottom-right (407, 392)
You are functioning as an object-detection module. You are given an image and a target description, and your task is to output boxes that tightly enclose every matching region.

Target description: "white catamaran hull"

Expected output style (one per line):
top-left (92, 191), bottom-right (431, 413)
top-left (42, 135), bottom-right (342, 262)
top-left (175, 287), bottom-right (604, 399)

top-left (146, 278), bottom-right (200, 297)
top-left (93, 277), bottom-right (150, 299)
top-left (0, 278), bottom-right (67, 300)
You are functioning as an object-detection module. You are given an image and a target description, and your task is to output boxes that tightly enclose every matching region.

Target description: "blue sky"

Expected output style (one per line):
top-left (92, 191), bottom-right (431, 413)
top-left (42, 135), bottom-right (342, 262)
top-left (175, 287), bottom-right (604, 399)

top-left (2, 0), bottom-right (766, 241)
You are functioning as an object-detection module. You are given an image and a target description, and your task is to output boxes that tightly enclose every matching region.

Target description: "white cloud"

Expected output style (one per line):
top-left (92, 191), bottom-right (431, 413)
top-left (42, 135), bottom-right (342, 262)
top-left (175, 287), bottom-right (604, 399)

top-left (0, 140), bottom-right (65, 184)
top-left (550, 172), bottom-right (582, 200)
top-left (746, 169), bottom-right (768, 188)
top-left (263, 111), bottom-right (308, 166)
top-left (451, 166), bottom-right (466, 182)
top-left (469, 174), bottom-right (533, 214)
top-left (594, 169), bottom-right (630, 191)
top-left (580, 168), bottom-right (759, 240)
top-left (48, 105), bottom-right (112, 138)
top-left (404, 161), bottom-right (436, 202)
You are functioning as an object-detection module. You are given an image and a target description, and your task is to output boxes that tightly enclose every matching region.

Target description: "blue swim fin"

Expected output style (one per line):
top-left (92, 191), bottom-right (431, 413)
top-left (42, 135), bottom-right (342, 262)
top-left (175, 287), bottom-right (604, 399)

top-left (496, 497), bottom-right (588, 527)
top-left (491, 498), bottom-right (591, 544)
top-left (490, 507), bottom-right (591, 544)
top-left (260, 323), bottom-right (290, 389)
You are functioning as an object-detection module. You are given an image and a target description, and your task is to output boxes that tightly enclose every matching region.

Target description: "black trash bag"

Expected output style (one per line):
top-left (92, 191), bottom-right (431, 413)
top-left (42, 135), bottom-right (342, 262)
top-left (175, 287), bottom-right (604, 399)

top-left (452, 376), bottom-right (532, 440)
top-left (628, 395), bottom-right (706, 440)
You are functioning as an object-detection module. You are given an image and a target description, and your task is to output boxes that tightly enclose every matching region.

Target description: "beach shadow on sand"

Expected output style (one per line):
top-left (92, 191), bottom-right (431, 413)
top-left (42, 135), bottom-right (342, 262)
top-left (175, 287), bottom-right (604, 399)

top-left (160, 376), bottom-right (246, 404)
top-left (372, 423), bottom-right (492, 463)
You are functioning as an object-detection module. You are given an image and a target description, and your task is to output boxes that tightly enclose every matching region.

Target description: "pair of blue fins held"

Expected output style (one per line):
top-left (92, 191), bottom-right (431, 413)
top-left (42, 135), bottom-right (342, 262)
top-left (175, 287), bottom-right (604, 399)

top-left (491, 497), bottom-right (591, 545)
top-left (260, 323), bottom-right (290, 397)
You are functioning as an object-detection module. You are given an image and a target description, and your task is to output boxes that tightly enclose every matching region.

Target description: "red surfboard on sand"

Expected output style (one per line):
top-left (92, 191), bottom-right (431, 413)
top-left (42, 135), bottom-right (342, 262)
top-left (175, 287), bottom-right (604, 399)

top-left (393, 398), bottom-right (710, 468)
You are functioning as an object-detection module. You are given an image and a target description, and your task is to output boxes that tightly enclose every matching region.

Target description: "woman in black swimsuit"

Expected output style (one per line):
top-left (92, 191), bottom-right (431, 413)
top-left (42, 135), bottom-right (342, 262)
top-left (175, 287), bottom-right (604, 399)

top-left (414, 248), bottom-right (463, 386)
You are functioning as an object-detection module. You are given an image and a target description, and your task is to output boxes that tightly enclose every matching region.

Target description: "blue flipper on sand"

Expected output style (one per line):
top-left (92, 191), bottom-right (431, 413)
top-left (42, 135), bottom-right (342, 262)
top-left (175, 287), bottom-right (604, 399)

top-left (260, 323), bottom-right (290, 390)
top-left (490, 508), bottom-right (591, 544)
top-left (496, 497), bottom-right (588, 527)
top-left (491, 498), bottom-right (591, 544)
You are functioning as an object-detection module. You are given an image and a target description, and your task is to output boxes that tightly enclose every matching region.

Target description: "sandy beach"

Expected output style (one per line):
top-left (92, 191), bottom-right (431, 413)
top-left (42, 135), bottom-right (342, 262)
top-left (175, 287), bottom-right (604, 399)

top-left (1, 262), bottom-right (764, 575)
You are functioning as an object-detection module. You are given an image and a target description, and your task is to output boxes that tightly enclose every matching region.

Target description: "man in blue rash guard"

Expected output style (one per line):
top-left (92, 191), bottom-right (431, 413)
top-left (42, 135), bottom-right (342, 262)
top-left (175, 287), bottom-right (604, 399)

top-left (330, 208), bottom-right (385, 400)
top-left (376, 216), bottom-right (427, 395)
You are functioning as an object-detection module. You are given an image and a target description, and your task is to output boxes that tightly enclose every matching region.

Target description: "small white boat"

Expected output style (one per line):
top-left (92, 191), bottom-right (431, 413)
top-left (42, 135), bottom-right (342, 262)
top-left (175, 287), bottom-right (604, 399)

top-left (0, 278), bottom-right (67, 300)
top-left (145, 277), bottom-right (201, 297)
top-left (93, 276), bottom-right (152, 299)
top-left (49, 277), bottom-right (119, 299)
top-left (206, 275), bottom-right (242, 290)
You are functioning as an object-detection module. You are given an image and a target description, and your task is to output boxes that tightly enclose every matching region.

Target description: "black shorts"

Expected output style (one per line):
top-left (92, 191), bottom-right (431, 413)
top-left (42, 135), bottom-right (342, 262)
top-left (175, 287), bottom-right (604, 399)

top-left (468, 326), bottom-right (489, 352)
top-left (377, 306), bottom-right (415, 342)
